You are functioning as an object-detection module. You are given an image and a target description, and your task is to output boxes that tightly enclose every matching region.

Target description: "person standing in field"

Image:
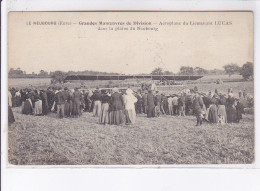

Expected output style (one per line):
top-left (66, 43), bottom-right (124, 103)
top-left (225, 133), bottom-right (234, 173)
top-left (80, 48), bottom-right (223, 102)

top-left (217, 93), bottom-right (227, 124)
top-left (172, 94), bottom-right (179, 115)
top-left (135, 91), bottom-right (143, 114)
top-left (167, 95), bottom-right (174, 116)
top-left (63, 87), bottom-right (71, 117)
top-left (226, 93), bottom-right (236, 123)
top-left (109, 87), bottom-right (125, 125)
top-left (99, 90), bottom-right (111, 125)
top-left (8, 90), bottom-right (15, 124)
top-left (142, 90), bottom-right (148, 114)
top-left (22, 91), bottom-right (33, 115)
top-left (243, 90), bottom-right (247, 98)
top-left (72, 87), bottom-right (82, 118)
top-left (147, 90), bottom-right (155, 118)
top-left (178, 93), bottom-right (186, 116)
top-left (55, 87), bottom-right (66, 118)
top-left (235, 98), bottom-right (244, 123)
top-left (124, 88), bottom-right (138, 125)
top-left (208, 95), bottom-right (219, 123)
top-left (40, 90), bottom-right (49, 115)
top-left (91, 88), bottom-right (102, 117)
top-left (192, 91), bottom-right (204, 126)
top-left (46, 87), bottom-right (54, 111)
top-left (34, 90), bottom-right (43, 116)
top-left (162, 93), bottom-right (169, 115)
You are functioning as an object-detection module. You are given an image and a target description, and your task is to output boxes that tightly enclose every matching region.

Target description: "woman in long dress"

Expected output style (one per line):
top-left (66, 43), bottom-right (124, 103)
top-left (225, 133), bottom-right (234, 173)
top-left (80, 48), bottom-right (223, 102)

top-left (34, 91), bottom-right (42, 116)
top-left (22, 92), bottom-right (33, 115)
top-left (41, 90), bottom-right (49, 115)
top-left (8, 91), bottom-right (15, 124)
top-left (226, 93), bottom-right (237, 123)
top-left (208, 95), bottom-right (219, 123)
top-left (109, 87), bottom-right (125, 125)
top-left (124, 88), bottom-right (137, 125)
top-left (99, 91), bottom-right (111, 125)
top-left (217, 94), bottom-right (227, 124)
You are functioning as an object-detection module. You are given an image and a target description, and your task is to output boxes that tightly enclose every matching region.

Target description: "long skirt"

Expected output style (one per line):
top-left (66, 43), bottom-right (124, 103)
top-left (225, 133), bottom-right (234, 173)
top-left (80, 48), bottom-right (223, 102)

top-left (109, 110), bottom-right (125, 125)
top-left (22, 99), bottom-right (33, 115)
top-left (125, 109), bottom-right (136, 124)
top-left (8, 106), bottom-right (15, 124)
top-left (226, 105), bottom-right (236, 123)
top-left (217, 105), bottom-right (227, 124)
top-left (34, 100), bottom-right (42, 115)
top-left (208, 104), bottom-right (218, 123)
top-left (147, 106), bottom-right (155, 118)
top-left (99, 103), bottom-right (110, 124)
top-left (93, 100), bottom-right (102, 117)
top-left (42, 100), bottom-right (49, 115)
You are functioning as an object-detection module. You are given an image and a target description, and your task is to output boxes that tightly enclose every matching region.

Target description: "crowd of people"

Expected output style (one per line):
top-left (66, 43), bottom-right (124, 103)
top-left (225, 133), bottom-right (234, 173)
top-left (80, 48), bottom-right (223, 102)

top-left (8, 85), bottom-right (254, 126)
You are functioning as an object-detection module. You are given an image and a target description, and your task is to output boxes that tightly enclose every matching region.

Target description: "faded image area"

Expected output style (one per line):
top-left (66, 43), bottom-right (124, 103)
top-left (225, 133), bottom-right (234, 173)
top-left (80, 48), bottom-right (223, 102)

top-left (8, 11), bottom-right (254, 165)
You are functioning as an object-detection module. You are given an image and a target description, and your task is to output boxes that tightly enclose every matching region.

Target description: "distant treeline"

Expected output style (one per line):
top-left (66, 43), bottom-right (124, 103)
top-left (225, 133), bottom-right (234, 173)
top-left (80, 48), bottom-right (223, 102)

top-left (8, 62), bottom-right (253, 82)
top-left (8, 68), bottom-right (120, 78)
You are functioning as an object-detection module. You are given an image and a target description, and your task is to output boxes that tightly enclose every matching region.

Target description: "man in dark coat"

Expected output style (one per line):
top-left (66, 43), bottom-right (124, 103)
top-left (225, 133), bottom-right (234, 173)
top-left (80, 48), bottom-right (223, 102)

top-left (109, 88), bottom-right (125, 125)
top-left (72, 88), bottom-right (82, 117)
top-left (192, 92), bottom-right (204, 126)
top-left (135, 92), bottom-right (143, 114)
top-left (46, 87), bottom-right (55, 111)
top-left (63, 87), bottom-right (72, 117)
top-left (55, 88), bottom-right (66, 118)
top-left (40, 90), bottom-right (49, 115)
top-left (91, 89), bottom-right (103, 117)
top-left (147, 90), bottom-right (155, 118)
top-left (142, 91), bottom-right (148, 114)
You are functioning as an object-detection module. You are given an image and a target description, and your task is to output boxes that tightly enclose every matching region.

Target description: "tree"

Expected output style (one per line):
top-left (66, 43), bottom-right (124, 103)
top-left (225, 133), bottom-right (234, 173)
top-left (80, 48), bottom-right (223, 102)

top-left (240, 62), bottom-right (253, 80)
top-left (8, 67), bottom-right (24, 77)
top-left (39, 69), bottom-right (49, 77)
top-left (51, 71), bottom-right (67, 83)
top-left (194, 67), bottom-right (208, 75)
top-left (223, 64), bottom-right (240, 77)
top-left (151, 67), bottom-right (163, 75)
top-left (179, 66), bottom-right (194, 75)
top-left (164, 70), bottom-right (174, 75)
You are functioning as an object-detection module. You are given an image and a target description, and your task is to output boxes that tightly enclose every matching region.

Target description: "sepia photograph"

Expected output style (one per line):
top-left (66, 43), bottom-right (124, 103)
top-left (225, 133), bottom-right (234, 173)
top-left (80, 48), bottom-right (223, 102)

top-left (7, 11), bottom-right (254, 165)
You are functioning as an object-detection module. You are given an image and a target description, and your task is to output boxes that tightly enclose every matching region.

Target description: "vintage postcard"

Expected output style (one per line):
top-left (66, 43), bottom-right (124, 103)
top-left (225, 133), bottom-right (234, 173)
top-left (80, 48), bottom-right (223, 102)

top-left (7, 11), bottom-right (254, 165)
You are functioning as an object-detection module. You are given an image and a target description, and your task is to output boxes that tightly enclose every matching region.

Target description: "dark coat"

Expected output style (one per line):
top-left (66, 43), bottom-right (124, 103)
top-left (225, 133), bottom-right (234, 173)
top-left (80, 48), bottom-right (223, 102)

top-left (91, 91), bottom-right (102, 101)
top-left (110, 92), bottom-right (124, 111)
top-left (72, 90), bottom-right (82, 104)
top-left (192, 96), bottom-right (204, 115)
top-left (142, 94), bottom-right (148, 106)
top-left (147, 93), bottom-right (155, 117)
top-left (55, 91), bottom-right (66, 105)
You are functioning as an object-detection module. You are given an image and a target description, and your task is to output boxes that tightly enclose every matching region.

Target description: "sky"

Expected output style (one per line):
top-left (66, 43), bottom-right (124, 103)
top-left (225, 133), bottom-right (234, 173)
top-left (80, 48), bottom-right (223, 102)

top-left (8, 11), bottom-right (253, 74)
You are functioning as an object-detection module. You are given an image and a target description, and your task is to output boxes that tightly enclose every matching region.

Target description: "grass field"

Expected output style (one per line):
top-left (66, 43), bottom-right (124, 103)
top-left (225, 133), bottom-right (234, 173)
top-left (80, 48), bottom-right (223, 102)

top-left (8, 78), bottom-right (254, 165)
top-left (8, 107), bottom-right (254, 165)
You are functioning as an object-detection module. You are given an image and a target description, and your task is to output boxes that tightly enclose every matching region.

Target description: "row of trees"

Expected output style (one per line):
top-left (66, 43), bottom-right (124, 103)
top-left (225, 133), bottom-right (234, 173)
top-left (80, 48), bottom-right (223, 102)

top-left (223, 62), bottom-right (254, 80)
top-left (9, 68), bottom-right (49, 78)
top-left (9, 62), bottom-right (254, 83)
top-left (150, 62), bottom-right (254, 80)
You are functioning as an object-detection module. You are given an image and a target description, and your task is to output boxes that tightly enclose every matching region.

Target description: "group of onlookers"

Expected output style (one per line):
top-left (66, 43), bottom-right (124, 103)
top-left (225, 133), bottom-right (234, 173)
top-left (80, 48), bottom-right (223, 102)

top-left (8, 86), bottom-right (253, 126)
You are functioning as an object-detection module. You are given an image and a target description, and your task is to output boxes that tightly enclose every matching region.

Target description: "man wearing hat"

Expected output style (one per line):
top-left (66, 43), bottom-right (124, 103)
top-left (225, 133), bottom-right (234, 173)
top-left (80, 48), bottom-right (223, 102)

top-left (72, 87), bottom-right (82, 117)
top-left (55, 87), bottom-right (66, 118)
top-left (91, 88), bottom-right (102, 117)
top-left (192, 91), bottom-right (204, 126)
top-left (142, 90), bottom-right (148, 114)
